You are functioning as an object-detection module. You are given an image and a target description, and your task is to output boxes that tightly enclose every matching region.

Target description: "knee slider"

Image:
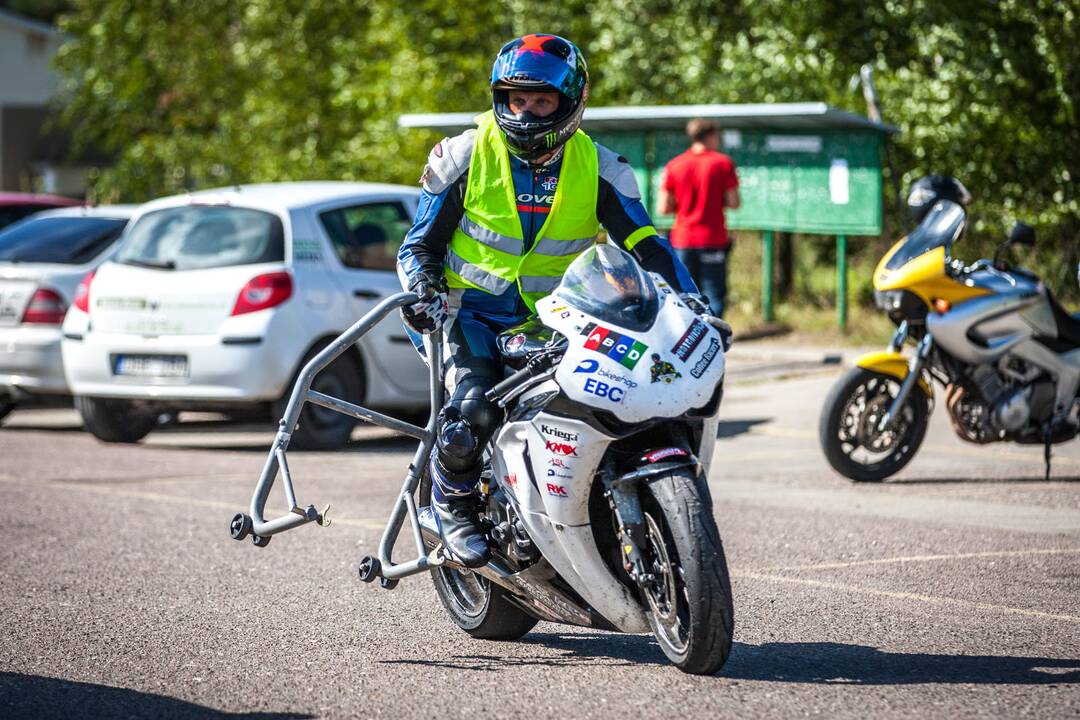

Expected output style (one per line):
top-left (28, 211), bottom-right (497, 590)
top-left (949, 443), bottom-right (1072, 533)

top-left (436, 407), bottom-right (479, 464)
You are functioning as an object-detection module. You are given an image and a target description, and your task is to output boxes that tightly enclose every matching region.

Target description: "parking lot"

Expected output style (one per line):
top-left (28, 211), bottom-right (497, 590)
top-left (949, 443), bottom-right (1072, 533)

top-left (1, 356), bottom-right (1078, 719)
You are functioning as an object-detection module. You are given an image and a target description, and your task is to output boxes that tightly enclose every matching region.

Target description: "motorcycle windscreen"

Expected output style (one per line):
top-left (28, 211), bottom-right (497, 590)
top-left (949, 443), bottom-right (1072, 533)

top-left (554, 244), bottom-right (659, 332)
top-left (885, 200), bottom-right (966, 271)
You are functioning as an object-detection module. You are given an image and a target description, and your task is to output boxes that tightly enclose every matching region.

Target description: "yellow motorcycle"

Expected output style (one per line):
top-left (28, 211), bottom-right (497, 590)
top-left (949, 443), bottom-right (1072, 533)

top-left (819, 175), bottom-right (1080, 482)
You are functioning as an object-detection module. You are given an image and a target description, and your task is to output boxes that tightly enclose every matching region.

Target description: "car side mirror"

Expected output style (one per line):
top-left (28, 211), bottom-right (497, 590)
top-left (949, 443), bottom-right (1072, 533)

top-left (1009, 221), bottom-right (1036, 247)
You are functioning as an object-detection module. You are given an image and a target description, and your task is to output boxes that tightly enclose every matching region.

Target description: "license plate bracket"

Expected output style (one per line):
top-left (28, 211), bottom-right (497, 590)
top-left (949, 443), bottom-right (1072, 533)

top-left (111, 354), bottom-right (189, 378)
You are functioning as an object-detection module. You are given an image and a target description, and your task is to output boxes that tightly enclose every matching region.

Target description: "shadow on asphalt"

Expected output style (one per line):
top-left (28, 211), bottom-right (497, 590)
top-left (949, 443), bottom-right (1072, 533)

top-left (0, 672), bottom-right (311, 720)
top-left (887, 475), bottom-right (1080, 484)
top-left (380, 636), bottom-right (1080, 684)
top-left (724, 642), bottom-right (1080, 684)
top-left (717, 417), bottom-right (771, 438)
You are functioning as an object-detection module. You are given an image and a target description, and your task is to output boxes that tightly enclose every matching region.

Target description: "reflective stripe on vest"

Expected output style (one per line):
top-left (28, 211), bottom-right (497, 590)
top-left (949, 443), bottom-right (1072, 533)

top-left (444, 110), bottom-right (600, 312)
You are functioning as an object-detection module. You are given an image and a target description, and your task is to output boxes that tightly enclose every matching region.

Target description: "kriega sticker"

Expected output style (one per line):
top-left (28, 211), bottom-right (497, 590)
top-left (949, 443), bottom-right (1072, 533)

top-left (671, 318), bottom-right (707, 361)
top-left (690, 337), bottom-right (721, 378)
top-left (580, 323), bottom-right (648, 369)
top-left (541, 424), bottom-right (578, 442)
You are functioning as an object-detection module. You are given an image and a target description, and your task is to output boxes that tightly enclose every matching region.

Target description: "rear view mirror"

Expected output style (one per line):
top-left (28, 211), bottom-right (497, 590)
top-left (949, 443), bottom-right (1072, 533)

top-left (1009, 221), bottom-right (1036, 247)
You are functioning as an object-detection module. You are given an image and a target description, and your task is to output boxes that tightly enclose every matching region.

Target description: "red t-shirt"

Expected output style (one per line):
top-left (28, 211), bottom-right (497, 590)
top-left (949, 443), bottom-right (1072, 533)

top-left (662, 149), bottom-right (739, 249)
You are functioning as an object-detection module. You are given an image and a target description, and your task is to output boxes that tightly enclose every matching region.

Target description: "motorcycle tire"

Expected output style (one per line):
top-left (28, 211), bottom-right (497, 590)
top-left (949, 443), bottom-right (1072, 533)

top-left (74, 396), bottom-right (157, 443)
top-left (819, 366), bottom-right (930, 482)
top-left (640, 469), bottom-right (734, 675)
top-left (418, 475), bottom-right (538, 641)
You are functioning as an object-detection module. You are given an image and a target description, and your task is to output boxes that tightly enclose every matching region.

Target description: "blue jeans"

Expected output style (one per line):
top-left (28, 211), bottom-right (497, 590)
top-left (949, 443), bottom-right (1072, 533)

top-left (676, 244), bottom-right (732, 317)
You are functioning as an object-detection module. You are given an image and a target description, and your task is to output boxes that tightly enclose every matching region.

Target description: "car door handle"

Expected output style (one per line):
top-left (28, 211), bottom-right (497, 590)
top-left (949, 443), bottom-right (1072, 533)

top-left (352, 289), bottom-right (382, 299)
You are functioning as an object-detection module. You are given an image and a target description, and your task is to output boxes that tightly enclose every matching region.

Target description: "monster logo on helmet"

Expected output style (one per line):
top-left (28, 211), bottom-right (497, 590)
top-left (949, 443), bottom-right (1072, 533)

top-left (491, 34), bottom-right (590, 161)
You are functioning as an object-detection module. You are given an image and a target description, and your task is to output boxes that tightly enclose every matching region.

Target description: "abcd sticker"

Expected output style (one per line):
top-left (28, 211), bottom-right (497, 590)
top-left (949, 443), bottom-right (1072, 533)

top-left (580, 323), bottom-right (648, 369)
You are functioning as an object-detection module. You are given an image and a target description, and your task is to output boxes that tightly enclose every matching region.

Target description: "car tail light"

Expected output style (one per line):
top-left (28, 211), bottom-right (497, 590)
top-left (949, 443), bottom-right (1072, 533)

top-left (231, 271), bottom-right (293, 316)
top-left (73, 269), bottom-right (96, 313)
top-left (22, 287), bottom-right (67, 324)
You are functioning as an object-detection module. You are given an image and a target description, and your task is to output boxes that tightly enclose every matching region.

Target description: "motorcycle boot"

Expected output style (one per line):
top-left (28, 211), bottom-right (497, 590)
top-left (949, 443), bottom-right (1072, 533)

top-left (429, 408), bottom-right (491, 569)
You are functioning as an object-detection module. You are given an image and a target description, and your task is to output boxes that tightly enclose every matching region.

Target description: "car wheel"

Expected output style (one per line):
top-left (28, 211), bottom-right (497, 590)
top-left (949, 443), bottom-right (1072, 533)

top-left (75, 396), bottom-right (157, 443)
top-left (275, 347), bottom-right (363, 451)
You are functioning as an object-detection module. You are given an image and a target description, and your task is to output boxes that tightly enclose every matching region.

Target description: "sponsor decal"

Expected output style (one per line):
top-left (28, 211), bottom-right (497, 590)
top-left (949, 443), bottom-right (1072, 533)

top-left (561, 311), bottom-right (572, 319)
top-left (583, 377), bottom-right (625, 403)
top-left (546, 483), bottom-right (568, 497)
top-left (580, 323), bottom-right (648, 369)
top-left (671, 318), bottom-right (707, 361)
top-left (551, 305), bottom-right (568, 313)
top-left (645, 447), bottom-right (689, 463)
top-left (503, 473), bottom-right (517, 488)
top-left (548, 457), bottom-right (569, 469)
top-left (690, 337), bottom-right (721, 378)
top-left (649, 354), bottom-right (682, 384)
top-left (541, 424), bottom-right (578, 442)
top-left (574, 359), bottom-right (599, 373)
top-left (516, 192), bottom-right (554, 205)
top-left (546, 469), bottom-right (572, 479)
top-left (545, 440), bottom-right (578, 456)
top-left (540, 176), bottom-right (559, 192)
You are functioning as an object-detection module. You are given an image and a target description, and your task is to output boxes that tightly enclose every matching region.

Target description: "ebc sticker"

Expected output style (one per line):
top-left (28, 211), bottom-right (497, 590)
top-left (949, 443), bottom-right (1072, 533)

top-left (582, 377), bottom-right (625, 403)
top-left (580, 323), bottom-right (648, 369)
top-left (671, 318), bottom-right (707, 361)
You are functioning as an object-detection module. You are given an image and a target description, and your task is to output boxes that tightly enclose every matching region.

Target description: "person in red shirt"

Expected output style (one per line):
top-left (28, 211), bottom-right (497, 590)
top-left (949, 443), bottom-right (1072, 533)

top-left (658, 118), bottom-right (741, 316)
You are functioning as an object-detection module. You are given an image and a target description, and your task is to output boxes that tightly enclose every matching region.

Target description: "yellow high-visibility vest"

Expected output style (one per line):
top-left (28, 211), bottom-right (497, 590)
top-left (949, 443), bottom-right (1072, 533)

top-left (444, 111), bottom-right (600, 312)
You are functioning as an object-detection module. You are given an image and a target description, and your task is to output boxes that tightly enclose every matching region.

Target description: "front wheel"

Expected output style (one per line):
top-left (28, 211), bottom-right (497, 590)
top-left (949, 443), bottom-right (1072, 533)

top-left (819, 367), bottom-right (930, 482)
top-left (418, 474), bottom-right (538, 640)
top-left (640, 470), bottom-right (734, 675)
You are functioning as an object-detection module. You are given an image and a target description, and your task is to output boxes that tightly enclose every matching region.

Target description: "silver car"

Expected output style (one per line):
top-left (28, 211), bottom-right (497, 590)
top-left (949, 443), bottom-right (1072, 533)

top-left (0, 205), bottom-right (136, 423)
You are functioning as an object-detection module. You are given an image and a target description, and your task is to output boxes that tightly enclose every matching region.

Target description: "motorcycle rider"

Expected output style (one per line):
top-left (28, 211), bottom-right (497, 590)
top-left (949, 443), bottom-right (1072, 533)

top-left (397, 34), bottom-right (719, 568)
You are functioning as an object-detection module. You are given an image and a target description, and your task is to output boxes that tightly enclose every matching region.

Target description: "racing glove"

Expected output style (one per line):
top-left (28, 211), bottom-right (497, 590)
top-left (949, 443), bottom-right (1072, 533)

top-left (402, 272), bottom-right (449, 334)
top-left (681, 293), bottom-right (734, 352)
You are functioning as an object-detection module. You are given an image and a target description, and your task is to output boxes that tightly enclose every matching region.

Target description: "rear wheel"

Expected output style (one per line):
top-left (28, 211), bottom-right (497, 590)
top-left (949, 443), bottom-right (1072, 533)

top-left (640, 470), bottom-right (734, 675)
top-left (419, 474), bottom-right (537, 640)
top-left (75, 396), bottom-right (157, 443)
top-left (276, 347), bottom-right (362, 450)
top-left (819, 367), bottom-right (930, 482)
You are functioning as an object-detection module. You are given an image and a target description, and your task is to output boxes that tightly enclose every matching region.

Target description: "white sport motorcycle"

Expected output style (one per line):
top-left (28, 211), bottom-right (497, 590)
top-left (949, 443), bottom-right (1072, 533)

top-left (231, 245), bottom-right (734, 674)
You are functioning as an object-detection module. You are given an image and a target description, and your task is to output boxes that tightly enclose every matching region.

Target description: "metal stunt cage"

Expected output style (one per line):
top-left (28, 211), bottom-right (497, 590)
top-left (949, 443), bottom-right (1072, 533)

top-left (228, 291), bottom-right (449, 586)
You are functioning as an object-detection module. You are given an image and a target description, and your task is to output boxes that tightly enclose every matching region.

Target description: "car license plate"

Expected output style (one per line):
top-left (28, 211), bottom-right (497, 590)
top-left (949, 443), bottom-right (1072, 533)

top-left (112, 354), bottom-right (189, 378)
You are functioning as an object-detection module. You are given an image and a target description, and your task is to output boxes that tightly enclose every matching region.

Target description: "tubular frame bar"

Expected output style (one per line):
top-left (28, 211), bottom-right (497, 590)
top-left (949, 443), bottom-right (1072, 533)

top-left (247, 291), bottom-right (445, 574)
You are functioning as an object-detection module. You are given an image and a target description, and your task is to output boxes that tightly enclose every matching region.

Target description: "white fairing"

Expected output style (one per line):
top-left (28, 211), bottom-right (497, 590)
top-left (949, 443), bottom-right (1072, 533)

top-left (535, 278), bottom-right (725, 423)
top-left (488, 269), bottom-right (727, 632)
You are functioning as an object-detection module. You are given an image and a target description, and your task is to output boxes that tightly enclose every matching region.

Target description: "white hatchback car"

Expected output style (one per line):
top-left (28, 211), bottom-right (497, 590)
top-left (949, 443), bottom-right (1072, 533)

top-left (0, 205), bottom-right (136, 423)
top-left (62, 182), bottom-right (428, 448)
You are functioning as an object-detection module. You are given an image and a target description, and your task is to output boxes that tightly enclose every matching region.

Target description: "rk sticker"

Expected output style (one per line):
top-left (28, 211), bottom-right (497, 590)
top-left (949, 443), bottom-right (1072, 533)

top-left (580, 323), bottom-right (648, 369)
top-left (546, 483), bottom-right (568, 498)
top-left (649, 354), bottom-right (682, 384)
top-left (671, 318), bottom-right (707, 361)
top-left (690, 337), bottom-right (721, 378)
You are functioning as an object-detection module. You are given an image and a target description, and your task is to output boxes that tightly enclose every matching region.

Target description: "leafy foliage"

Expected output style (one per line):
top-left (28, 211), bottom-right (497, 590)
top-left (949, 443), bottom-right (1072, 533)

top-left (54, 0), bottom-right (1079, 297)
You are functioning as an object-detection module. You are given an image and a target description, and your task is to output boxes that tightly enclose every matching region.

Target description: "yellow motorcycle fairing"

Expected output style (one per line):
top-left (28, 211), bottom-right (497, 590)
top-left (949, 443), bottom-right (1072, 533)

top-left (854, 350), bottom-right (934, 398)
top-left (874, 243), bottom-right (990, 306)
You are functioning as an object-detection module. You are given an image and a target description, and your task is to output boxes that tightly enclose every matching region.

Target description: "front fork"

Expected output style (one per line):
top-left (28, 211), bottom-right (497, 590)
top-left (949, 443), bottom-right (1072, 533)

top-left (878, 330), bottom-right (933, 432)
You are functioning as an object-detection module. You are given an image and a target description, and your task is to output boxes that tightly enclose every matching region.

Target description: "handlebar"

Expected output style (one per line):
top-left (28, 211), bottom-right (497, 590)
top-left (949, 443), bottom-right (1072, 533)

top-left (484, 351), bottom-right (561, 403)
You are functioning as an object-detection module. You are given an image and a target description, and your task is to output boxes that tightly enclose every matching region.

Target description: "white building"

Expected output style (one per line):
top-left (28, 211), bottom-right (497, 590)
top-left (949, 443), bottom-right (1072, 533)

top-left (0, 8), bottom-right (87, 196)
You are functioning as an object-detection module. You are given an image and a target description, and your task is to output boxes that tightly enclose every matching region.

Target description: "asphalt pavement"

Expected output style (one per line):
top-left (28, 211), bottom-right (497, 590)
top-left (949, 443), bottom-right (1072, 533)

top-left (1, 348), bottom-right (1078, 719)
